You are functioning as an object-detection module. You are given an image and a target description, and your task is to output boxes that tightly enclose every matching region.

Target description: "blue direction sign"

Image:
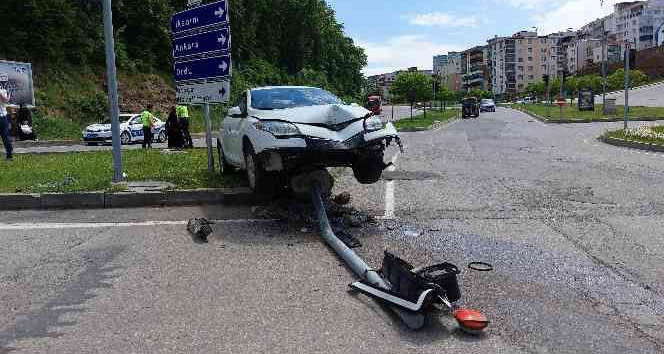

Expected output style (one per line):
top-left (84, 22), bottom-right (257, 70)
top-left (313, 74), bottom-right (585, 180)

top-left (174, 54), bottom-right (231, 82)
top-left (171, 0), bottom-right (228, 34)
top-left (172, 27), bottom-right (230, 59)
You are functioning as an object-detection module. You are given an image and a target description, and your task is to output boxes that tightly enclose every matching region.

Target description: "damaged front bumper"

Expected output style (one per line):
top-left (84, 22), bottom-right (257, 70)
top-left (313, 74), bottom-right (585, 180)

top-left (257, 122), bottom-right (402, 172)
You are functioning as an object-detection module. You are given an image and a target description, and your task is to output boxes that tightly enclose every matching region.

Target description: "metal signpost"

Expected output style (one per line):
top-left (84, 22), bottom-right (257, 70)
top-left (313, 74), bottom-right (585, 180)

top-left (171, 0), bottom-right (231, 172)
top-left (624, 42), bottom-right (631, 130)
top-left (102, 0), bottom-right (123, 183)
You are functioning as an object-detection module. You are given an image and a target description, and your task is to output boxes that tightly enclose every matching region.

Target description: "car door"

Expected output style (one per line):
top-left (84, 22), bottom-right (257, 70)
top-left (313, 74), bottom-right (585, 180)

top-left (129, 116), bottom-right (144, 141)
top-left (223, 93), bottom-right (248, 164)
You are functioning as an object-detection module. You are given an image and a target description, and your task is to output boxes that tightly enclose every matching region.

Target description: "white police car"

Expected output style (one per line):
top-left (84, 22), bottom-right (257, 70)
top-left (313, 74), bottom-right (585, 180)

top-left (83, 113), bottom-right (167, 145)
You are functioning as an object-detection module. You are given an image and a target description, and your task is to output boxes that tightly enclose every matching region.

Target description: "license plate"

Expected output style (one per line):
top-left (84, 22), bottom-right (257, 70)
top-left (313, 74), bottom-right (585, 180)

top-left (86, 133), bottom-right (97, 138)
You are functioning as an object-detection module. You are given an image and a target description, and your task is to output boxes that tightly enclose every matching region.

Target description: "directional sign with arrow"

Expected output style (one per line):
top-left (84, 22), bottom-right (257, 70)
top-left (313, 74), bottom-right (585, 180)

top-left (174, 54), bottom-right (231, 82)
top-left (176, 80), bottom-right (230, 104)
top-left (171, 0), bottom-right (228, 35)
top-left (172, 26), bottom-right (230, 59)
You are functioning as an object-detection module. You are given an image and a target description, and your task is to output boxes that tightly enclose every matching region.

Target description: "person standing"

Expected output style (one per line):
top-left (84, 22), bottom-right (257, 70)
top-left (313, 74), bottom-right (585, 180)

top-left (177, 104), bottom-right (193, 148)
top-left (140, 104), bottom-right (156, 149)
top-left (165, 106), bottom-right (182, 148)
top-left (0, 88), bottom-right (13, 160)
top-left (18, 104), bottom-right (36, 141)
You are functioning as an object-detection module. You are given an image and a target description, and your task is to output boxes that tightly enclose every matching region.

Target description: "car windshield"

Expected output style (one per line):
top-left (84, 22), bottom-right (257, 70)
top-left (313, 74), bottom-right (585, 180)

top-left (251, 87), bottom-right (343, 110)
top-left (481, 99), bottom-right (494, 104)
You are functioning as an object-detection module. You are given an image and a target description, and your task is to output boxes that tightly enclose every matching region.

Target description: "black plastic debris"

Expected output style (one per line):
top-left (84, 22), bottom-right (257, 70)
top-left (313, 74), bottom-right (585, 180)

top-left (187, 218), bottom-right (213, 242)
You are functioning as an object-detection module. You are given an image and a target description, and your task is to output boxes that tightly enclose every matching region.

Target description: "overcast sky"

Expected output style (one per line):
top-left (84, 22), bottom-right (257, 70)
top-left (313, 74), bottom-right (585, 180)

top-left (326, 0), bottom-right (623, 76)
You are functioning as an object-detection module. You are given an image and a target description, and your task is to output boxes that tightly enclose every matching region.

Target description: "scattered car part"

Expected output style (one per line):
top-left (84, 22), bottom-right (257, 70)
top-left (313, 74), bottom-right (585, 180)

top-left (468, 262), bottom-right (494, 272)
top-left (187, 218), bottom-right (213, 241)
top-left (309, 181), bottom-right (488, 333)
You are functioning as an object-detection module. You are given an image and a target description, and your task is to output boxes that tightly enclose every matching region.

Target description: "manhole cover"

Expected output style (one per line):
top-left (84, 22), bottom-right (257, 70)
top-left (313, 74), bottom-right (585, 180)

top-left (382, 171), bottom-right (443, 181)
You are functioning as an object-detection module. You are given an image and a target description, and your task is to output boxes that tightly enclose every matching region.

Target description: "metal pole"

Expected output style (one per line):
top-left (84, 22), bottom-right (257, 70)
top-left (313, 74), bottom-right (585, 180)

top-left (602, 32), bottom-right (607, 111)
top-left (310, 186), bottom-right (424, 330)
top-left (204, 103), bottom-right (214, 172)
top-left (624, 43), bottom-right (630, 130)
top-left (102, 0), bottom-right (123, 183)
top-left (560, 71), bottom-right (565, 121)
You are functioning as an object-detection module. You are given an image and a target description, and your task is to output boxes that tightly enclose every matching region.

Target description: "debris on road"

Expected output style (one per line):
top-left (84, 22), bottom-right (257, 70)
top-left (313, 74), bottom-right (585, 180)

top-left (332, 192), bottom-right (351, 205)
top-left (187, 218), bottom-right (213, 242)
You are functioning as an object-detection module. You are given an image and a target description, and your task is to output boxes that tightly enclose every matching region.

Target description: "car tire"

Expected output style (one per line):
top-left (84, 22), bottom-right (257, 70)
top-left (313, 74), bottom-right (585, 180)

top-left (217, 138), bottom-right (232, 175)
top-left (120, 131), bottom-right (131, 145)
top-left (158, 131), bottom-right (167, 143)
top-left (244, 143), bottom-right (270, 194)
top-left (353, 150), bottom-right (385, 184)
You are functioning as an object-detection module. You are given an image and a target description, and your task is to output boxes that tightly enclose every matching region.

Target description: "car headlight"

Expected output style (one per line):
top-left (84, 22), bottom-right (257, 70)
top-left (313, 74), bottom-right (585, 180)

top-left (254, 121), bottom-right (300, 137)
top-left (363, 116), bottom-right (384, 132)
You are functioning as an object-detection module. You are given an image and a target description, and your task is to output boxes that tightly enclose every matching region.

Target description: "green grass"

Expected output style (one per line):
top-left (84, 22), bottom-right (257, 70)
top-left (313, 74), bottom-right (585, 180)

top-left (393, 109), bottom-right (459, 131)
top-left (32, 112), bottom-right (84, 140)
top-left (519, 104), bottom-right (664, 121)
top-left (604, 128), bottom-right (664, 146)
top-left (0, 149), bottom-right (243, 194)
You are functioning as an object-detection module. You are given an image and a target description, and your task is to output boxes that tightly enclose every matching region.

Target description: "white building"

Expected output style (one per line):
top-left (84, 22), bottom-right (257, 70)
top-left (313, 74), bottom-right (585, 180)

top-left (612, 0), bottom-right (664, 50)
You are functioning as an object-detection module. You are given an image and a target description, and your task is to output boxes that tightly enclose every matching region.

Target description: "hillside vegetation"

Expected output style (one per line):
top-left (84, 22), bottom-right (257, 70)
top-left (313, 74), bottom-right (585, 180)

top-left (0, 0), bottom-right (367, 138)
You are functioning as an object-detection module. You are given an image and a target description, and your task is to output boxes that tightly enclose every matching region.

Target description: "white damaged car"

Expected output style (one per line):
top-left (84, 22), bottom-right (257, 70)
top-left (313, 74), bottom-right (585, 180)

top-left (217, 86), bottom-right (402, 193)
top-left (83, 113), bottom-right (167, 145)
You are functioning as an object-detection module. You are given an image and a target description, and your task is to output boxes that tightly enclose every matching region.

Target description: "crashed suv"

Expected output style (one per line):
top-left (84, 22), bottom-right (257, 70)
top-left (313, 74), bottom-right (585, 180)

top-left (217, 86), bottom-right (401, 193)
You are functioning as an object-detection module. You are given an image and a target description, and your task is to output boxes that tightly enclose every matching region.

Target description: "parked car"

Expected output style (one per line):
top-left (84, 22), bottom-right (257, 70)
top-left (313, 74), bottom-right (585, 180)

top-left (461, 97), bottom-right (480, 118)
top-left (216, 86), bottom-right (402, 193)
top-left (82, 113), bottom-right (167, 145)
top-left (480, 99), bottom-right (496, 112)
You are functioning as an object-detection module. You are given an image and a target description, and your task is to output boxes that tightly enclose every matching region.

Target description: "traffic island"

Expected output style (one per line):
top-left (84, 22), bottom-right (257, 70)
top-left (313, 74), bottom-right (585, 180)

top-left (394, 109), bottom-right (459, 132)
top-left (511, 104), bottom-right (664, 124)
top-left (600, 126), bottom-right (664, 153)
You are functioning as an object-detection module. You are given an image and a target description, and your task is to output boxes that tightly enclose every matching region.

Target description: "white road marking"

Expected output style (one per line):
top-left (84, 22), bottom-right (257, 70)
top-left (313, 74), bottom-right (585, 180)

top-left (0, 219), bottom-right (278, 231)
top-left (383, 152), bottom-right (400, 220)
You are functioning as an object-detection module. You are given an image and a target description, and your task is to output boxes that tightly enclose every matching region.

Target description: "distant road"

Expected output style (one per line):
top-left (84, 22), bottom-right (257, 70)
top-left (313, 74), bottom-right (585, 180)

top-left (380, 105), bottom-right (422, 122)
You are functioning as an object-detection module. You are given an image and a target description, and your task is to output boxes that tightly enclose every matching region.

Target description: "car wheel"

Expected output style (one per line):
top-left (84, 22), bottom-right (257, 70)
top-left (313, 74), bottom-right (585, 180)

top-left (244, 143), bottom-right (269, 193)
top-left (158, 131), bottom-right (167, 143)
top-left (217, 138), bottom-right (232, 175)
top-left (120, 131), bottom-right (131, 145)
top-left (353, 150), bottom-right (385, 184)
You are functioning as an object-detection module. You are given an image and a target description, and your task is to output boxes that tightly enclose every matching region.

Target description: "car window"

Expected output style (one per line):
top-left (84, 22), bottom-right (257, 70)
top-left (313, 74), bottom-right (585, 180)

top-left (250, 87), bottom-right (342, 110)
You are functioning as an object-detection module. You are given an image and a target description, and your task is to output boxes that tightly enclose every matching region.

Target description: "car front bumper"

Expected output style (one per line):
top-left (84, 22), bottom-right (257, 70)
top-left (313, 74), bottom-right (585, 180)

top-left (83, 132), bottom-right (112, 141)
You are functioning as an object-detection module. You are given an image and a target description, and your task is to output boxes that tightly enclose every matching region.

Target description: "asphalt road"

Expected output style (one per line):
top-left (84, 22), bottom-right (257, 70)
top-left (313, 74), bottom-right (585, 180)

top-left (597, 82), bottom-right (664, 107)
top-left (2, 108), bottom-right (664, 353)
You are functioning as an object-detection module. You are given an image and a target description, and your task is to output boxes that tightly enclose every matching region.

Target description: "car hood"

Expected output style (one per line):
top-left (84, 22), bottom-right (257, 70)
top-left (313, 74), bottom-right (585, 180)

top-left (86, 123), bottom-right (111, 131)
top-left (250, 104), bottom-right (370, 125)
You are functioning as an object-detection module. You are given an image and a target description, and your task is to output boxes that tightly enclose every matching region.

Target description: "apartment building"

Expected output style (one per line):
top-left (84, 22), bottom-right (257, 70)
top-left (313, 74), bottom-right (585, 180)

top-left (488, 31), bottom-right (559, 98)
top-left (433, 55), bottom-right (448, 74)
top-left (462, 46), bottom-right (490, 90)
top-left (612, 0), bottom-right (664, 50)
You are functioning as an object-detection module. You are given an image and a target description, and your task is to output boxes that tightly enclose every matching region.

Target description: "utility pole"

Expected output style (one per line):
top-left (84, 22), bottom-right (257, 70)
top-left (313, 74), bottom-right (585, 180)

top-left (102, 0), bottom-right (123, 183)
top-left (624, 42), bottom-right (630, 130)
top-left (601, 29), bottom-right (608, 112)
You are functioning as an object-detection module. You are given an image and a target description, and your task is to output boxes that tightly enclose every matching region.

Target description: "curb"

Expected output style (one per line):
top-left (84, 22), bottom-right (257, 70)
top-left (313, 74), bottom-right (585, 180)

top-left (0, 188), bottom-right (256, 211)
top-left (510, 107), bottom-right (664, 124)
top-left (397, 116), bottom-right (460, 132)
top-left (600, 136), bottom-right (664, 153)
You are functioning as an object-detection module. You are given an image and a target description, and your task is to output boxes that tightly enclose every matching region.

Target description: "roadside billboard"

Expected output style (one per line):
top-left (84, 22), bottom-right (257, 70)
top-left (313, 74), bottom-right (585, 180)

top-left (0, 60), bottom-right (35, 107)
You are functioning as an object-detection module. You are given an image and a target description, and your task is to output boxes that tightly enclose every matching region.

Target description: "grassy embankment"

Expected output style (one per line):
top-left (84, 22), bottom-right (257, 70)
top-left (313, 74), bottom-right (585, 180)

top-left (393, 109), bottom-right (459, 131)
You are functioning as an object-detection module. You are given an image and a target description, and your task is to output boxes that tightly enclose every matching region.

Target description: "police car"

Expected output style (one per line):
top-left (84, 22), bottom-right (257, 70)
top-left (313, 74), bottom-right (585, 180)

top-left (82, 114), bottom-right (167, 145)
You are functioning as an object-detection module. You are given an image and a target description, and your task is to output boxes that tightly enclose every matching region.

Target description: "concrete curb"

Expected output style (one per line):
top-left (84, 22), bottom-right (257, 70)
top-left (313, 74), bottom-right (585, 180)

top-left (600, 136), bottom-right (664, 153)
top-left (510, 107), bottom-right (664, 124)
top-left (397, 116), bottom-right (460, 132)
top-left (0, 188), bottom-right (255, 211)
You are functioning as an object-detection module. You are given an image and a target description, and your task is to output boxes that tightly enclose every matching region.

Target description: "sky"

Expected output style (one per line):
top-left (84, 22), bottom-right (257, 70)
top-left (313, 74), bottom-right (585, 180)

top-left (325, 0), bottom-right (624, 76)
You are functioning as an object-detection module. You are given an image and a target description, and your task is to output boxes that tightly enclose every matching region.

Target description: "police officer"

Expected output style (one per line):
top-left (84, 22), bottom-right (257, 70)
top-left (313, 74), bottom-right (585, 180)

top-left (177, 105), bottom-right (193, 149)
top-left (0, 88), bottom-right (12, 160)
top-left (140, 104), bottom-right (157, 149)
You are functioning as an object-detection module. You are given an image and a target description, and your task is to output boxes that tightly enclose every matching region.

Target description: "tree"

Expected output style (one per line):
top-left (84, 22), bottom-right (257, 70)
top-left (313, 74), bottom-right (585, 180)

top-left (436, 86), bottom-right (452, 111)
top-left (390, 72), bottom-right (434, 118)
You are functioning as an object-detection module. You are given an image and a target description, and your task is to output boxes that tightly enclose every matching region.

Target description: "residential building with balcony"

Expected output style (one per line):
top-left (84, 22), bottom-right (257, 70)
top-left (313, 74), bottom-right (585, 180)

top-left (462, 46), bottom-right (489, 91)
top-left (612, 0), bottom-right (664, 51)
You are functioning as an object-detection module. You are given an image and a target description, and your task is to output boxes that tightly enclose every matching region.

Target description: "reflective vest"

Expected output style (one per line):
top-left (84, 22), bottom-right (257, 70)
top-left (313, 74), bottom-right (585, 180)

top-left (176, 105), bottom-right (190, 119)
top-left (141, 110), bottom-right (155, 127)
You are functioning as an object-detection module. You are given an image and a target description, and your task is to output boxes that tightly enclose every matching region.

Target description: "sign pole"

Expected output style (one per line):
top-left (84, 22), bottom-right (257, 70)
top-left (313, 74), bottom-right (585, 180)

top-left (624, 43), bottom-right (630, 130)
top-left (102, 0), bottom-right (123, 183)
top-left (204, 103), bottom-right (214, 172)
